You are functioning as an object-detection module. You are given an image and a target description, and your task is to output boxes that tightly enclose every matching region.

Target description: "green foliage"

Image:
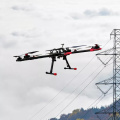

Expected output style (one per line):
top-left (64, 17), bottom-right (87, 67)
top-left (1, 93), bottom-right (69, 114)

top-left (76, 118), bottom-right (84, 120)
top-left (72, 109), bottom-right (80, 115)
top-left (68, 109), bottom-right (80, 119)
top-left (50, 106), bottom-right (108, 120)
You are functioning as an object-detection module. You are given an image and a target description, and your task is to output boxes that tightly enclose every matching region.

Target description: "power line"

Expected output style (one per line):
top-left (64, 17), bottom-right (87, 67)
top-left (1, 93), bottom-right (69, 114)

top-left (28, 56), bottom-right (95, 120)
top-left (54, 66), bottom-right (105, 119)
top-left (40, 55), bottom-right (111, 120)
top-left (78, 94), bottom-right (104, 120)
top-left (40, 62), bottom-right (104, 120)
top-left (82, 92), bottom-right (113, 120)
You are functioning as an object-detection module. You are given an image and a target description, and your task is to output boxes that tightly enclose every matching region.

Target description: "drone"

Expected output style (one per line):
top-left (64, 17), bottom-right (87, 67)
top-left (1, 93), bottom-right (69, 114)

top-left (14, 44), bottom-right (101, 75)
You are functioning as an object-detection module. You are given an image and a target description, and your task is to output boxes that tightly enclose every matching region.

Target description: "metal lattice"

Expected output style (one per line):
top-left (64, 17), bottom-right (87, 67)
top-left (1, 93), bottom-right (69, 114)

top-left (96, 29), bottom-right (120, 120)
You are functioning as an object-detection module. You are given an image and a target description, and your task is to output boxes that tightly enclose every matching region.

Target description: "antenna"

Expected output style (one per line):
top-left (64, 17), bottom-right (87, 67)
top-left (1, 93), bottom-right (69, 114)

top-left (95, 29), bottom-right (120, 120)
top-left (61, 44), bottom-right (64, 48)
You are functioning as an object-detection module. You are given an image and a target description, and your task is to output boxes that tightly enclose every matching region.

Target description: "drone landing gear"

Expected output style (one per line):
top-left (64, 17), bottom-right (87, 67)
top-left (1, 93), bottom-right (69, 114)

top-left (46, 56), bottom-right (57, 76)
top-left (63, 56), bottom-right (77, 70)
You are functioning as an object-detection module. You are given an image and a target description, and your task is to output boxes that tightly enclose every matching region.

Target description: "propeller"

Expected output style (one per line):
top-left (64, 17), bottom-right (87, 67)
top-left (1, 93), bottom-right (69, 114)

top-left (46, 49), bottom-right (54, 51)
top-left (27, 51), bottom-right (39, 54)
top-left (69, 45), bottom-right (87, 48)
top-left (86, 44), bottom-right (101, 48)
top-left (46, 48), bottom-right (63, 51)
top-left (13, 56), bottom-right (20, 57)
top-left (75, 48), bottom-right (82, 50)
top-left (13, 51), bottom-right (39, 57)
top-left (86, 46), bottom-right (92, 48)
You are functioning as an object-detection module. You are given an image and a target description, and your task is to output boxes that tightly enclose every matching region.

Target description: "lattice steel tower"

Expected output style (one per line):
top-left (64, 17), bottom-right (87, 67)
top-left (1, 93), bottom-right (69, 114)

top-left (96, 29), bottom-right (120, 120)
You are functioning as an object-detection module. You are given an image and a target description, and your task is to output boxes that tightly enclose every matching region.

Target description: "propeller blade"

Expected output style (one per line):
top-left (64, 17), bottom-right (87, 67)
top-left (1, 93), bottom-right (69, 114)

top-left (69, 45), bottom-right (87, 48)
top-left (76, 48), bottom-right (82, 50)
top-left (13, 56), bottom-right (19, 57)
top-left (46, 48), bottom-right (56, 51)
top-left (46, 48), bottom-right (62, 51)
top-left (86, 44), bottom-right (101, 48)
top-left (46, 49), bottom-right (54, 51)
top-left (86, 46), bottom-right (92, 48)
top-left (28, 51), bottom-right (39, 54)
top-left (13, 51), bottom-right (39, 57)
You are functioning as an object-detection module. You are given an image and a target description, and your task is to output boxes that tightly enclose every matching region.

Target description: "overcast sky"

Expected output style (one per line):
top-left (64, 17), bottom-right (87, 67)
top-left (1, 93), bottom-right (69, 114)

top-left (1, 0), bottom-right (120, 120)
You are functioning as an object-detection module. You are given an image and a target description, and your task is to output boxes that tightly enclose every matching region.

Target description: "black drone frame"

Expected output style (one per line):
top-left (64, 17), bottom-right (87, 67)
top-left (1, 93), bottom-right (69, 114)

top-left (14, 44), bottom-right (101, 76)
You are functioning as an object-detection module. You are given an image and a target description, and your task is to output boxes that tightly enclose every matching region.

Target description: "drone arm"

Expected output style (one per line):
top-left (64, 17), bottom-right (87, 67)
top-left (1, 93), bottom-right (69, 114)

top-left (16, 54), bottom-right (58, 61)
top-left (71, 48), bottom-right (101, 54)
top-left (72, 49), bottom-right (91, 54)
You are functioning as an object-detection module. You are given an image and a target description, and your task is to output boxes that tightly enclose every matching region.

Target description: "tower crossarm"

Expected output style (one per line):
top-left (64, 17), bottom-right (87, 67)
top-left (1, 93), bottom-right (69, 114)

top-left (96, 48), bottom-right (114, 56)
top-left (96, 77), bottom-right (114, 85)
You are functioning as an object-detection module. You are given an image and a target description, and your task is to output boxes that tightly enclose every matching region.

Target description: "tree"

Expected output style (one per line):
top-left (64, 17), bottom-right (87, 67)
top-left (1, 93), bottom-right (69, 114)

top-left (76, 118), bottom-right (84, 120)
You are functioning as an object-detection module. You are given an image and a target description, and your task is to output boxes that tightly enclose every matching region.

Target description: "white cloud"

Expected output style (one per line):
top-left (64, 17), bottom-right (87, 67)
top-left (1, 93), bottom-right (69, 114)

top-left (11, 5), bottom-right (33, 11)
top-left (84, 8), bottom-right (118, 17)
top-left (0, 0), bottom-right (120, 120)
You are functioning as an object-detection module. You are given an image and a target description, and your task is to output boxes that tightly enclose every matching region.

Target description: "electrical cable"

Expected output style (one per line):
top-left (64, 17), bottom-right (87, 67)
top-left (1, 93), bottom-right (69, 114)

top-left (75, 94), bottom-right (104, 120)
top-left (42, 56), bottom-right (112, 120)
top-left (67, 92), bottom-right (113, 120)
top-left (28, 56), bottom-right (96, 120)
top-left (53, 66), bottom-right (105, 119)
top-left (102, 39), bottom-right (111, 48)
top-left (40, 61), bottom-right (105, 120)
top-left (80, 89), bottom-right (113, 119)
top-left (42, 57), bottom-right (111, 120)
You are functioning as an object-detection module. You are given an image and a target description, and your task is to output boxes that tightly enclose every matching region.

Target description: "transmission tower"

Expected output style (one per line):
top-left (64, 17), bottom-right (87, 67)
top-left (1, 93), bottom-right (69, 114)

top-left (95, 29), bottom-right (120, 120)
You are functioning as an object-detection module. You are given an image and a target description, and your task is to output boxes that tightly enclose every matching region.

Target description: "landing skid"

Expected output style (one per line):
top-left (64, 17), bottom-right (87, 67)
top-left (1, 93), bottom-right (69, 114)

top-left (46, 56), bottom-right (57, 76)
top-left (46, 55), bottom-right (77, 76)
top-left (63, 56), bottom-right (77, 70)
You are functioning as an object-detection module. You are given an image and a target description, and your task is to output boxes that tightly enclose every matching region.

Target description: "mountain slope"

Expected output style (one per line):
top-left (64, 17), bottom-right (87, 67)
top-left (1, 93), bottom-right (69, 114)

top-left (50, 107), bottom-right (110, 120)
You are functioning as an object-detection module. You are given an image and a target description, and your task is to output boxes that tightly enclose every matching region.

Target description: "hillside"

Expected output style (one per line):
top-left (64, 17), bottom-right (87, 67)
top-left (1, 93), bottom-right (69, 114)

top-left (50, 107), bottom-right (110, 120)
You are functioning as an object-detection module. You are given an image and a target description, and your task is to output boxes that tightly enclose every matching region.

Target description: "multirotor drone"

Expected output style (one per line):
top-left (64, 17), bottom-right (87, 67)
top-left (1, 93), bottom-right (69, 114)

top-left (14, 44), bottom-right (101, 75)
